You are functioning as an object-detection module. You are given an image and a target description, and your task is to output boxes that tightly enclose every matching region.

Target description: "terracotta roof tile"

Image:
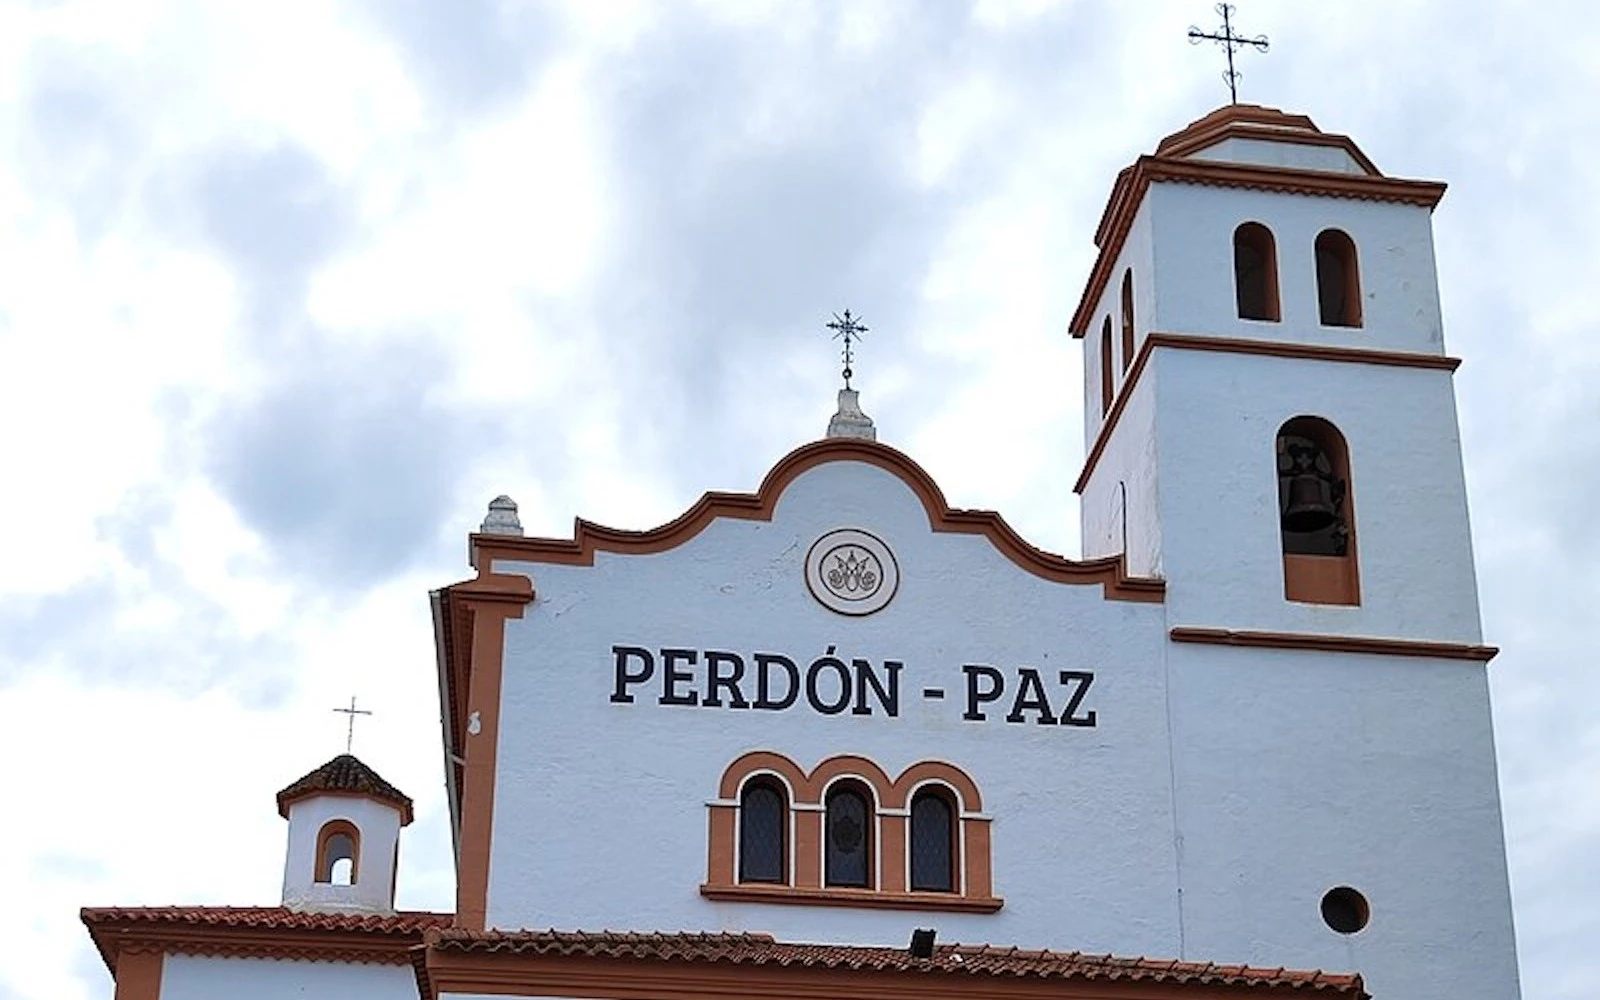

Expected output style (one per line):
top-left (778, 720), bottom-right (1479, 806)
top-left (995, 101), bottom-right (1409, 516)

top-left (276, 753), bottom-right (414, 824)
top-left (81, 906), bottom-right (453, 974)
top-left (423, 929), bottom-right (1366, 994)
top-left (82, 905), bottom-right (450, 934)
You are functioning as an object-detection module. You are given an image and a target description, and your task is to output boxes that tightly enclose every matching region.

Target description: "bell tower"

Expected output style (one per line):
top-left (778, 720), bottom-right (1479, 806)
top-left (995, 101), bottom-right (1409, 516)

top-left (1069, 105), bottom-right (1521, 999)
top-left (1073, 104), bottom-right (1481, 643)
top-left (277, 753), bottom-right (413, 914)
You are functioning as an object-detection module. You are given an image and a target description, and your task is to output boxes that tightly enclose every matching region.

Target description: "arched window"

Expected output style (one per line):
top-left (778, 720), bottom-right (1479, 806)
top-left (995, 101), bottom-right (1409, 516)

top-left (1099, 317), bottom-right (1114, 416)
top-left (1315, 229), bottom-right (1362, 328)
top-left (738, 779), bottom-right (787, 884)
top-left (1120, 270), bottom-right (1135, 372)
top-left (1277, 416), bottom-right (1359, 605)
top-left (1234, 222), bottom-right (1280, 321)
top-left (824, 783), bottom-right (872, 888)
top-left (315, 820), bottom-right (360, 885)
top-left (909, 788), bottom-right (956, 892)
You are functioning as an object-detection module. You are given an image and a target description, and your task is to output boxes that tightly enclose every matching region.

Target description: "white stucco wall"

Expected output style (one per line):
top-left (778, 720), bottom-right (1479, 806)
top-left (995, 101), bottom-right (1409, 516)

top-left (485, 458), bottom-right (1178, 955)
top-left (160, 955), bottom-right (417, 1000)
top-left (1187, 137), bottom-right (1367, 175)
top-left (1147, 182), bottom-right (1446, 353)
top-left (282, 795), bottom-right (403, 912)
top-left (1080, 362), bottom-right (1161, 578)
top-left (1166, 641), bottom-right (1520, 1000)
top-left (1083, 200), bottom-right (1156, 448)
top-left (1153, 350), bottom-right (1482, 641)
top-left (467, 447), bottom-right (1514, 999)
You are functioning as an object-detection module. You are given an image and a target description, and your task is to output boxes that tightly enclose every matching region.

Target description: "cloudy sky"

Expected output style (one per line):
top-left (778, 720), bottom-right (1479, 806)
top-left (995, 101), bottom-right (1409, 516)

top-left (1, 0), bottom-right (1595, 997)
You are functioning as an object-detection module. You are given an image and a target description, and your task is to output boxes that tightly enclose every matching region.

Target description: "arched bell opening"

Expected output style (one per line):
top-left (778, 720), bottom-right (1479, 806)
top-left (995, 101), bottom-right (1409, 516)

top-left (1276, 417), bottom-right (1360, 605)
top-left (1234, 222), bottom-right (1281, 322)
top-left (1315, 229), bottom-right (1363, 328)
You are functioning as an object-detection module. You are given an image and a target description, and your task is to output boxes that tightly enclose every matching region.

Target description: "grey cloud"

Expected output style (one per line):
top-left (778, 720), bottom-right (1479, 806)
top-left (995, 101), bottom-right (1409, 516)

top-left (578, 4), bottom-right (1093, 494)
top-left (171, 141), bottom-right (355, 335)
top-left (21, 56), bottom-right (142, 241)
top-left (0, 576), bottom-right (297, 700)
top-left (201, 333), bottom-right (497, 586)
top-left (358, 0), bottom-right (557, 116)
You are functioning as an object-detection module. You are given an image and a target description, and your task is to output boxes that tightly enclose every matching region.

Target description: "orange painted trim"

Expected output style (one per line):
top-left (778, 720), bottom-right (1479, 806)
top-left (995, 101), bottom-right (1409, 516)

top-left (1156, 120), bottom-right (1382, 176)
top-left (1075, 333), bottom-right (1462, 494)
top-left (315, 819), bottom-right (362, 885)
top-left (89, 922), bottom-right (428, 970)
top-left (707, 752), bottom-right (998, 911)
top-left (886, 760), bottom-right (984, 811)
top-left (1070, 156), bottom-right (1445, 337)
top-left (471, 438), bottom-right (1162, 603)
top-left (1169, 627), bottom-right (1498, 662)
top-left (419, 947), bottom-right (1353, 1000)
top-left (699, 883), bottom-right (1003, 912)
top-left (113, 950), bottom-right (163, 1000)
top-left (449, 573), bottom-right (535, 931)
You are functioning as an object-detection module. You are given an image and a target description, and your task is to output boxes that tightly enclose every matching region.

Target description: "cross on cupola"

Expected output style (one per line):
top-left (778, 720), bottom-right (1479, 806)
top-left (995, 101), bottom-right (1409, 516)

top-left (1188, 3), bottom-right (1269, 104)
top-left (332, 695), bottom-right (372, 753)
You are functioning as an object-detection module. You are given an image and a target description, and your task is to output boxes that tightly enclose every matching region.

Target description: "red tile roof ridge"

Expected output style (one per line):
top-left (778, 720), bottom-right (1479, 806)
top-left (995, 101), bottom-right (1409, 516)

top-left (81, 904), bottom-right (452, 932)
top-left (421, 928), bottom-right (1364, 992)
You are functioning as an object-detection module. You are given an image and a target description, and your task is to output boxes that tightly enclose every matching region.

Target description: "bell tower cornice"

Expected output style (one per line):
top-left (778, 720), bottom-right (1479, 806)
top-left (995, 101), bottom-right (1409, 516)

top-left (1069, 105), bottom-right (1446, 338)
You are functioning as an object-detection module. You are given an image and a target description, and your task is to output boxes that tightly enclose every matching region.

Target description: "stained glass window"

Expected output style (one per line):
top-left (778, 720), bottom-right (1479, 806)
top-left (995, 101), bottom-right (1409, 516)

top-left (738, 782), bottom-right (785, 883)
top-left (825, 786), bottom-right (871, 887)
top-left (910, 790), bottom-right (954, 892)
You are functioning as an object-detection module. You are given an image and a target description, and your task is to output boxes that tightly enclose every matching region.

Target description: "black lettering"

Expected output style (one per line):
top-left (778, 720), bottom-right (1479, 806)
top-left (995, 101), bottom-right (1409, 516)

top-left (852, 659), bottom-right (901, 716)
top-left (703, 650), bottom-right (749, 708)
top-left (659, 647), bottom-right (698, 706)
top-left (806, 648), bottom-right (852, 715)
top-left (1058, 670), bottom-right (1097, 727)
top-left (1006, 667), bottom-right (1058, 724)
top-left (754, 652), bottom-right (799, 710)
top-left (962, 664), bottom-right (1005, 721)
top-left (610, 645), bottom-right (654, 704)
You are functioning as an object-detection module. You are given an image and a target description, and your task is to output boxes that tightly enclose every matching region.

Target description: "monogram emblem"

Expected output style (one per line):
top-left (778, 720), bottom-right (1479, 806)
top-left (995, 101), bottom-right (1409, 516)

top-left (805, 529), bottom-right (899, 616)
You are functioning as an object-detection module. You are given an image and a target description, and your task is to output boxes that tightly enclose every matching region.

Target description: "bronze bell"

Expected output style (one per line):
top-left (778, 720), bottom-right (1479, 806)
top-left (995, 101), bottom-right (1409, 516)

top-left (1282, 473), bottom-right (1338, 533)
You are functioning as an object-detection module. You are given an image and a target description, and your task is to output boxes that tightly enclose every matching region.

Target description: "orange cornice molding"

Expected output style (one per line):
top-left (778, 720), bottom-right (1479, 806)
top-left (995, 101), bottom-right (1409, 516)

top-left (81, 908), bottom-right (450, 974)
top-left (1075, 333), bottom-right (1462, 495)
top-left (472, 437), bottom-right (1163, 603)
top-left (1069, 157), bottom-right (1446, 338)
top-left (1170, 627), bottom-right (1498, 662)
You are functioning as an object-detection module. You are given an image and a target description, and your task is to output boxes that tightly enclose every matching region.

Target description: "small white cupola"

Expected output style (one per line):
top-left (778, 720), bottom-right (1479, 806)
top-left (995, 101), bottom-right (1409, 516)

top-left (275, 754), bottom-right (413, 914)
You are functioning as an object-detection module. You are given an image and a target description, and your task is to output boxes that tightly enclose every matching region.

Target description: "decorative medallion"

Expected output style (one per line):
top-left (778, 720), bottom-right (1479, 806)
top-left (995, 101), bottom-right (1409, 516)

top-left (805, 528), bottom-right (899, 616)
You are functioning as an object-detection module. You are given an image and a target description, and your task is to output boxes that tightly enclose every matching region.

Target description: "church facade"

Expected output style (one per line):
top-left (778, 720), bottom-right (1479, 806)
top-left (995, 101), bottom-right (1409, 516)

top-left (83, 105), bottom-right (1521, 1000)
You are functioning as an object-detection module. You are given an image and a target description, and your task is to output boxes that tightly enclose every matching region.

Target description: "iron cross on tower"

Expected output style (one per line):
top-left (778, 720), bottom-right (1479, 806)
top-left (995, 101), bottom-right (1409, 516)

top-left (332, 695), bottom-right (372, 753)
top-left (1188, 3), bottom-right (1269, 104)
top-left (826, 310), bottom-right (868, 388)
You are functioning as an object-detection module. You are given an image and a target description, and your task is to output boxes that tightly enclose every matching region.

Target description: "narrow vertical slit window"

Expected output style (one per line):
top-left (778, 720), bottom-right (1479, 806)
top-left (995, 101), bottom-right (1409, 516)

top-left (738, 780), bottom-right (787, 884)
top-left (1315, 229), bottom-right (1363, 327)
top-left (824, 784), bottom-right (872, 888)
top-left (1100, 317), bottom-right (1114, 416)
top-left (909, 789), bottom-right (955, 892)
top-left (1120, 270), bottom-right (1136, 372)
top-left (1234, 222), bottom-right (1280, 321)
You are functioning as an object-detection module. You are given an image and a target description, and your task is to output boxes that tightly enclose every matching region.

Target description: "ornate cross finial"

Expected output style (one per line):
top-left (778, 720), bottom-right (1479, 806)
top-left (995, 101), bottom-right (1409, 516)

top-left (825, 310), bottom-right (868, 389)
top-left (332, 695), bottom-right (372, 754)
top-left (1188, 4), bottom-right (1268, 104)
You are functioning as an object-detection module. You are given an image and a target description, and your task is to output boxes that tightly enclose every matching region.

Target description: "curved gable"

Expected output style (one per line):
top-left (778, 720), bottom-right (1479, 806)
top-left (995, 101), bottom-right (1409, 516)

top-left (470, 438), bottom-right (1161, 603)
